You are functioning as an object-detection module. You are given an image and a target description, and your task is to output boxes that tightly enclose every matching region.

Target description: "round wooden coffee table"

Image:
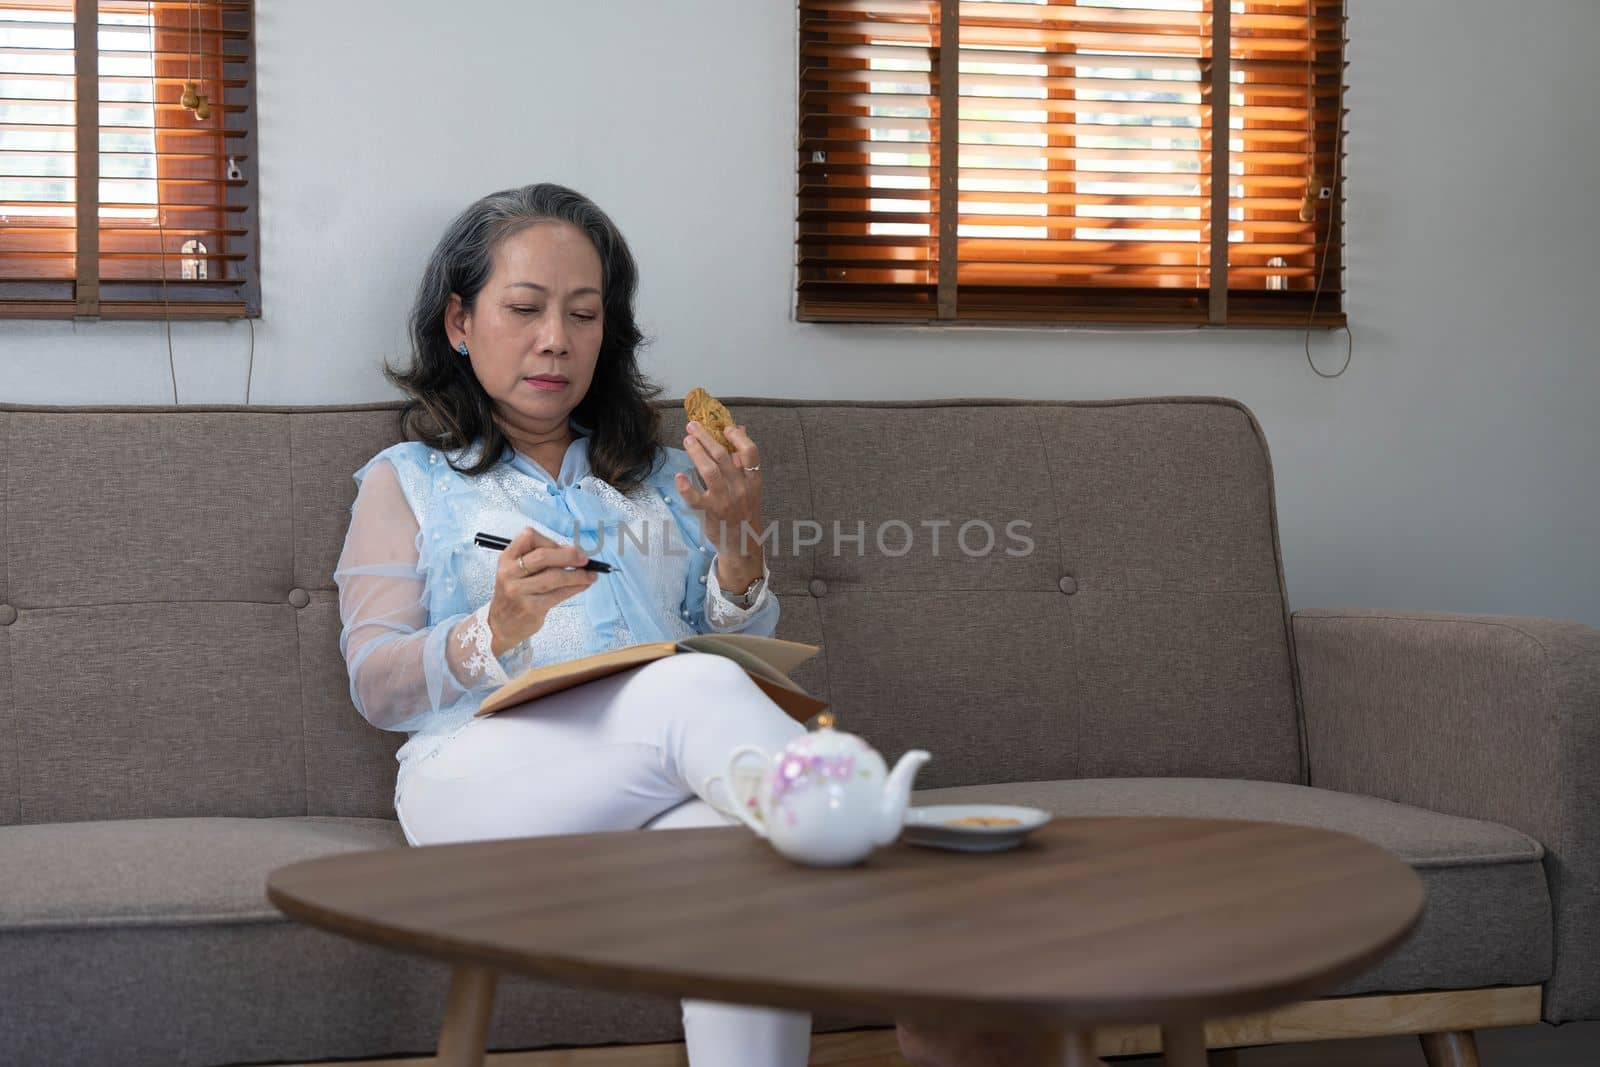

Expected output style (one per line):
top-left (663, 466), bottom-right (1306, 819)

top-left (267, 816), bottom-right (1423, 1067)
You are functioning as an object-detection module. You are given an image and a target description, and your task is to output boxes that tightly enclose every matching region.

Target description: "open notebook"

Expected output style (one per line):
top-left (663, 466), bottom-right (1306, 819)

top-left (475, 633), bottom-right (828, 724)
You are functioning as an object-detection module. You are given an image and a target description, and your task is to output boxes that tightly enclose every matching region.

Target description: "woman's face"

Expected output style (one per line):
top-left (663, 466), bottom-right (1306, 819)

top-left (446, 220), bottom-right (605, 436)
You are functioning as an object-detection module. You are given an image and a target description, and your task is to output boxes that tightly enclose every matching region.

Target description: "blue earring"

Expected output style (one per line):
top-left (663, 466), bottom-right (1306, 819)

top-left (457, 341), bottom-right (469, 357)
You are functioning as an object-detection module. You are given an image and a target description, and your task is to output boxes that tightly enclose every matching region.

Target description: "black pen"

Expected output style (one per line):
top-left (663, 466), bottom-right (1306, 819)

top-left (473, 531), bottom-right (613, 573)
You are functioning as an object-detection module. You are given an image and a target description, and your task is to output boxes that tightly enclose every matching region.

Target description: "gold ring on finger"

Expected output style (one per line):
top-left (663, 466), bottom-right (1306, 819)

top-left (743, 464), bottom-right (761, 472)
top-left (517, 553), bottom-right (530, 577)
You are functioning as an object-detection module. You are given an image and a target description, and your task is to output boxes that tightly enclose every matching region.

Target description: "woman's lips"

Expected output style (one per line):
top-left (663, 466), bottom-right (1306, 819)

top-left (525, 376), bottom-right (567, 391)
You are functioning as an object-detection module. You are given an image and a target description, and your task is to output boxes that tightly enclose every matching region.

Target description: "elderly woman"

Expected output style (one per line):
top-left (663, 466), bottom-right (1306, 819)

top-left (334, 182), bottom-right (809, 1066)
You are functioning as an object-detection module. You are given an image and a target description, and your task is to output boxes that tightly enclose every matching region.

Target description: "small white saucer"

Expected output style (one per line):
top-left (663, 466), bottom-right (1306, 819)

top-left (901, 804), bottom-right (1053, 852)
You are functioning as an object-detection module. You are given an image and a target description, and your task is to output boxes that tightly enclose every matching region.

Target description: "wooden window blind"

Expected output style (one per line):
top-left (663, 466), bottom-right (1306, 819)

top-left (796, 0), bottom-right (1346, 326)
top-left (0, 0), bottom-right (257, 319)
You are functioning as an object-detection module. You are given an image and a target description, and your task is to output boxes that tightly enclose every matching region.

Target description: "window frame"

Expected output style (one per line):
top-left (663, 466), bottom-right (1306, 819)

top-left (0, 0), bottom-right (259, 320)
top-left (794, 0), bottom-right (1347, 329)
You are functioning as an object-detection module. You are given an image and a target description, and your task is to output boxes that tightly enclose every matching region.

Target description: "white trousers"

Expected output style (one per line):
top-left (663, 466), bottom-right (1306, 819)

top-left (395, 653), bottom-right (813, 1067)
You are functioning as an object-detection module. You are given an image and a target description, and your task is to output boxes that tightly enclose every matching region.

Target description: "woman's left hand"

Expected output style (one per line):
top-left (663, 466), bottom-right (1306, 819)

top-left (675, 420), bottom-right (765, 588)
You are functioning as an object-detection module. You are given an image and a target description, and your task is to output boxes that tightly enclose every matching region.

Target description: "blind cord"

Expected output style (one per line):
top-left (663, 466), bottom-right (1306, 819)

top-left (147, 1), bottom-right (178, 404)
top-left (156, 174), bottom-right (177, 404)
top-left (149, 1), bottom-right (256, 405)
top-left (1304, 9), bottom-right (1352, 379)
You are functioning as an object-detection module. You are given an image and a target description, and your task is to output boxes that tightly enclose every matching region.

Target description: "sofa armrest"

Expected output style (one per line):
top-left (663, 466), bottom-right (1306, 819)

top-left (1292, 608), bottom-right (1600, 1022)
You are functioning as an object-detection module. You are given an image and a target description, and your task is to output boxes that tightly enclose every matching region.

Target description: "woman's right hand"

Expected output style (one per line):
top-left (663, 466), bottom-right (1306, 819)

top-left (485, 526), bottom-right (598, 656)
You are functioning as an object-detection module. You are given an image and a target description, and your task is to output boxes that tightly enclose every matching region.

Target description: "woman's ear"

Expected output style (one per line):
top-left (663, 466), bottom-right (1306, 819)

top-left (444, 292), bottom-right (469, 350)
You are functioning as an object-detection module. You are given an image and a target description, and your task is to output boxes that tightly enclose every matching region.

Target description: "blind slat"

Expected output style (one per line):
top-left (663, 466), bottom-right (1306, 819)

top-left (801, 163), bottom-right (1334, 189)
top-left (5, 71), bottom-right (248, 86)
top-left (803, 210), bottom-right (1330, 234)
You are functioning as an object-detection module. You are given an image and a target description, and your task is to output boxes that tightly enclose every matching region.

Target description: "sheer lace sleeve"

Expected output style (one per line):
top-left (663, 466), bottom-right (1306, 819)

top-left (334, 458), bottom-right (515, 732)
top-left (703, 554), bottom-right (777, 634)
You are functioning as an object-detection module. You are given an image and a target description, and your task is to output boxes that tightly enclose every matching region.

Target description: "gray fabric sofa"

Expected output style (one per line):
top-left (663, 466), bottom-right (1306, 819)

top-left (0, 396), bottom-right (1594, 1067)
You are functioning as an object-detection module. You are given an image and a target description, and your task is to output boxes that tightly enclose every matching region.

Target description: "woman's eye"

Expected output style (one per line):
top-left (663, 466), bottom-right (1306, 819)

top-left (510, 305), bottom-right (540, 315)
top-left (574, 312), bottom-right (598, 322)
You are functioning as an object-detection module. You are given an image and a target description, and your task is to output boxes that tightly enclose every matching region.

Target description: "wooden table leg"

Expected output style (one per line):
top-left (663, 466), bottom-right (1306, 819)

top-left (1160, 1022), bottom-right (1209, 1067)
top-left (436, 963), bottom-right (498, 1067)
top-left (1420, 1030), bottom-right (1482, 1067)
top-left (1057, 1029), bottom-right (1108, 1067)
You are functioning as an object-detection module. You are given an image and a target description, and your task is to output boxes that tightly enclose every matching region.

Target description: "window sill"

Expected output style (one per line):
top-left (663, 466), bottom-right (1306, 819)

top-left (0, 300), bottom-right (256, 321)
top-left (794, 311), bottom-right (1349, 330)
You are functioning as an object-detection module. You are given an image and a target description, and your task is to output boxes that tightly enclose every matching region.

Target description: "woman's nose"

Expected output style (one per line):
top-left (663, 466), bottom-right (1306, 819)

top-left (538, 317), bottom-right (569, 356)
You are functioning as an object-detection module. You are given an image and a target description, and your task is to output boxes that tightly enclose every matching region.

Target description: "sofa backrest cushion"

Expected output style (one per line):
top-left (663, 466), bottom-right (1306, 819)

top-left (0, 397), bottom-right (1302, 824)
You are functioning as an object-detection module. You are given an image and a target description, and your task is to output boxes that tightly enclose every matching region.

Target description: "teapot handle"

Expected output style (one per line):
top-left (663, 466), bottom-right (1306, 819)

top-left (721, 745), bottom-right (771, 838)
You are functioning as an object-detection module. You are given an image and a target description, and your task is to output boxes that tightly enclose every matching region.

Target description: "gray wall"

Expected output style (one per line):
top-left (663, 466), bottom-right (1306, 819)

top-left (1, 0), bottom-right (1595, 626)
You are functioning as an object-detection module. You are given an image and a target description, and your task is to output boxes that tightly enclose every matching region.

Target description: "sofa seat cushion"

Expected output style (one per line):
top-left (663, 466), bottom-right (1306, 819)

top-left (0, 815), bottom-right (835, 1067)
top-left (0, 816), bottom-right (405, 931)
top-left (912, 777), bottom-right (1553, 996)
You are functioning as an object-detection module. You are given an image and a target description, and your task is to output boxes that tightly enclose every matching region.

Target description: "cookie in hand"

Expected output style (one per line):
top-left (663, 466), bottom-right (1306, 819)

top-left (683, 387), bottom-right (736, 454)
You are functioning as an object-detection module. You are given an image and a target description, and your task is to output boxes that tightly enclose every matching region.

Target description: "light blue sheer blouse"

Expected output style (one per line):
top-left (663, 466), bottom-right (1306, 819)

top-left (333, 418), bottom-right (776, 807)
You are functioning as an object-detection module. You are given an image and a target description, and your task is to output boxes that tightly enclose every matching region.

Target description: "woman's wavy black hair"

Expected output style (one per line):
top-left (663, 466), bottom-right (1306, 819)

top-left (384, 182), bottom-right (663, 493)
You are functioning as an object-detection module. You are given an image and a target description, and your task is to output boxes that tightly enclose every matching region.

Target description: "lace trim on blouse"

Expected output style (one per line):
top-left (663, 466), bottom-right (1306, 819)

top-left (455, 603), bottom-right (511, 687)
top-left (705, 556), bottom-right (772, 628)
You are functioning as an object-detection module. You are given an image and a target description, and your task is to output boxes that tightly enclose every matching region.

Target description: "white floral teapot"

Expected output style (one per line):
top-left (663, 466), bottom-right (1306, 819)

top-left (725, 714), bottom-right (931, 867)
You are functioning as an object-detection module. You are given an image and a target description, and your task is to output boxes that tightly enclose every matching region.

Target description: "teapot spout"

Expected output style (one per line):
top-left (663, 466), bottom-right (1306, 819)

top-left (876, 749), bottom-right (932, 845)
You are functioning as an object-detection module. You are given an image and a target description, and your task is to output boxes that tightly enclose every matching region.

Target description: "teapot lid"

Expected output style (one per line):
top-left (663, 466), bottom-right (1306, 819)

top-left (801, 711), bottom-right (869, 758)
